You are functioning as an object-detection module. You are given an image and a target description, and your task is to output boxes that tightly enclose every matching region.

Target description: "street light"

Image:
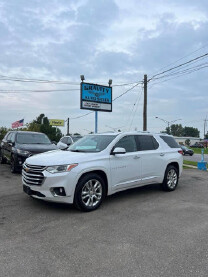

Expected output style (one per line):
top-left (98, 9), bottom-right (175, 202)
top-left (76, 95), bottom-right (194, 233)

top-left (155, 117), bottom-right (182, 133)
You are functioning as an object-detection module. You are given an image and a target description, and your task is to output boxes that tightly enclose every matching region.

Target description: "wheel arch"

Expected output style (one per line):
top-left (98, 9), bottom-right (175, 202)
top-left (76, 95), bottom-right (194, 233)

top-left (76, 170), bottom-right (109, 196)
top-left (166, 162), bottom-right (179, 174)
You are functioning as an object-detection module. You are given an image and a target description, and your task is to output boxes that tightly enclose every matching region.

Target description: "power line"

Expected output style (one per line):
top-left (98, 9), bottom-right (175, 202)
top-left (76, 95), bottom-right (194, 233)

top-left (0, 88), bottom-right (80, 94)
top-left (151, 43), bottom-right (208, 74)
top-left (148, 52), bottom-right (208, 81)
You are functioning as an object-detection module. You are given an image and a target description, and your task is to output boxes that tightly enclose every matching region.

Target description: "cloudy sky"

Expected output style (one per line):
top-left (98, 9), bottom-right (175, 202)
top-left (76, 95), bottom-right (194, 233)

top-left (0, 0), bottom-right (208, 136)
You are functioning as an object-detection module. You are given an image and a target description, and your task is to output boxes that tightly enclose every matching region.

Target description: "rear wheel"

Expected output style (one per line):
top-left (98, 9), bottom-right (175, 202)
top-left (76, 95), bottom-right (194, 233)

top-left (74, 173), bottom-right (106, 212)
top-left (162, 165), bottom-right (178, 191)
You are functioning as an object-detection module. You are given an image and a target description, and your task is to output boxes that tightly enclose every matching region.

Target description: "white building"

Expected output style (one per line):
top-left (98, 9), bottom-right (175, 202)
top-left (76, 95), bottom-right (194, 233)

top-left (174, 136), bottom-right (202, 145)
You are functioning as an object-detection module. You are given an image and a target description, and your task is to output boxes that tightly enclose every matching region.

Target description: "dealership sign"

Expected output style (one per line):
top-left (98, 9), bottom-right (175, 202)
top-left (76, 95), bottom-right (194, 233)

top-left (80, 82), bottom-right (112, 112)
top-left (49, 119), bottom-right (65, 127)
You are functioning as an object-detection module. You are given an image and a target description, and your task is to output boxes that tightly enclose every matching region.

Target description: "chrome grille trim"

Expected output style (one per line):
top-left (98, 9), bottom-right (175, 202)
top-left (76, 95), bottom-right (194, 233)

top-left (22, 163), bottom-right (46, 186)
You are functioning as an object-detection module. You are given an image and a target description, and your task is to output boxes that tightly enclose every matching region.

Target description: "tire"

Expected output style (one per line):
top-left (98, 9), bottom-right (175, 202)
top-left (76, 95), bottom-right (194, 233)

top-left (162, 165), bottom-right (179, 191)
top-left (0, 150), bottom-right (6, 164)
top-left (10, 156), bottom-right (17, 173)
top-left (74, 173), bottom-right (106, 212)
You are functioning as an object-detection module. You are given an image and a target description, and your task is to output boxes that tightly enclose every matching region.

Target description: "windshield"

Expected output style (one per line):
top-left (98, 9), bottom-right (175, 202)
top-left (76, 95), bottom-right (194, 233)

top-left (16, 133), bottom-right (51, 144)
top-left (72, 136), bottom-right (82, 142)
top-left (68, 135), bottom-right (117, 152)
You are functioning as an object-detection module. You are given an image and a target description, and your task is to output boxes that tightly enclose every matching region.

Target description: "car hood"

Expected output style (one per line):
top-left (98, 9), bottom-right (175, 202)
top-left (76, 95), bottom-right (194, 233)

top-left (16, 143), bottom-right (57, 154)
top-left (25, 150), bottom-right (102, 166)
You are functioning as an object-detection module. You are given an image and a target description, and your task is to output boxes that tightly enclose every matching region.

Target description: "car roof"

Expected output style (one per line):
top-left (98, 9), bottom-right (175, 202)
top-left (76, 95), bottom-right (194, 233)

top-left (9, 131), bottom-right (45, 135)
top-left (87, 131), bottom-right (173, 137)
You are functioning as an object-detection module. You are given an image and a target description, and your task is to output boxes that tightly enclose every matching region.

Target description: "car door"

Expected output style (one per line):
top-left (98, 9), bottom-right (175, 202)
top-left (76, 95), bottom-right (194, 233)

top-left (110, 135), bottom-right (142, 191)
top-left (5, 132), bottom-right (15, 162)
top-left (136, 135), bottom-right (166, 184)
top-left (4, 132), bottom-right (12, 160)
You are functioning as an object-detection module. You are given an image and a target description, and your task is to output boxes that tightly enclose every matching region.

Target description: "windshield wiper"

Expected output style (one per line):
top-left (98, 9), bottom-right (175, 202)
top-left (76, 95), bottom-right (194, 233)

top-left (70, 149), bottom-right (84, 152)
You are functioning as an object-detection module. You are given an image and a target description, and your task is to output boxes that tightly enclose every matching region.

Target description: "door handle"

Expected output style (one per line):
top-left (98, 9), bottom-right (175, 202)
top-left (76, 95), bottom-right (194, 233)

top-left (134, 155), bottom-right (140, 159)
top-left (160, 153), bottom-right (165, 156)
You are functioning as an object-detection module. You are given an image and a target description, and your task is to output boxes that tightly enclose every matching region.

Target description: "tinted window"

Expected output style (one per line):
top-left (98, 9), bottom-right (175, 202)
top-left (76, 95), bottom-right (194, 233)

top-left (61, 137), bottom-right (68, 144)
top-left (136, 135), bottom-right (158, 151)
top-left (160, 136), bottom-right (179, 148)
top-left (66, 137), bottom-right (72, 144)
top-left (6, 133), bottom-right (12, 141)
top-left (10, 133), bottom-right (16, 143)
top-left (16, 133), bottom-right (51, 144)
top-left (114, 135), bottom-right (137, 152)
top-left (69, 135), bottom-right (117, 152)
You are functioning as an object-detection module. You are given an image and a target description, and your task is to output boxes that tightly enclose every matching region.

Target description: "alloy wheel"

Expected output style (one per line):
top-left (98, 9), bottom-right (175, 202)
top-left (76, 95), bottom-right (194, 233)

top-left (81, 179), bottom-right (102, 207)
top-left (167, 169), bottom-right (177, 189)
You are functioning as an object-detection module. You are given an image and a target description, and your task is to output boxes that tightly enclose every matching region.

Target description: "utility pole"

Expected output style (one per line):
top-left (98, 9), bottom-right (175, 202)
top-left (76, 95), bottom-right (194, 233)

top-left (204, 117), bottom-right (207, 138)
top-left (67, 118), bottom-right (69, 135)
top-left (143, 74), bottom-right (147, 131)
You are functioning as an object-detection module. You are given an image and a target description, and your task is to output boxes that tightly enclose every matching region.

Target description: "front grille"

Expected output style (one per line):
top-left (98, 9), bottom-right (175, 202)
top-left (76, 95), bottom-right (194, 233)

top-left (22, 163), bottom-right (46, 186)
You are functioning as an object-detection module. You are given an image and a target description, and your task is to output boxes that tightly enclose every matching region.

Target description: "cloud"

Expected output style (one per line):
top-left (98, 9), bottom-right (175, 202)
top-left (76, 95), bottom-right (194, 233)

top-left (0, 0), bottom-right (208, 136)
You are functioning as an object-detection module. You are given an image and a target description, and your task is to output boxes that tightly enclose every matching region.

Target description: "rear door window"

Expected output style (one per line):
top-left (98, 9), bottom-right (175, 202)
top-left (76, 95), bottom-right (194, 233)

top-left (136, 135), bottom-right (159, 151)
top-left (160, 136), bottom-right (179, 148)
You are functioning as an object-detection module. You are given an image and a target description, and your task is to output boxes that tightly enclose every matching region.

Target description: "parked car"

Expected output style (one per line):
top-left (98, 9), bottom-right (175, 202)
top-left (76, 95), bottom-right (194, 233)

top-left (0, 131), bottom-right (57, 173)
top-left (71, 135), bottom-right (82, 143)
top-left (57, 136), bottom-right (73, 150)
top-left (190, 143), bottom-right (204, 148)
top-left (22, 132), bottom-right (183, 211)
top-left (180, 145), bottom-right (194, 156)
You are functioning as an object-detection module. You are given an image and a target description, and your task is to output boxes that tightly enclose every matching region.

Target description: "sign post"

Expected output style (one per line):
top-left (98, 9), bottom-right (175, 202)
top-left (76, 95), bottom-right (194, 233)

top-left (80, 82), bottom-right (112, 133)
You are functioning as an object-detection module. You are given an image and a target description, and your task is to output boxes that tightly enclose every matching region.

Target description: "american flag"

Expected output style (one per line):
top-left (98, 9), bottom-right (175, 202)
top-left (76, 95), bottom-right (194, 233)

top-left (12, 119), bottom-right (24, 129)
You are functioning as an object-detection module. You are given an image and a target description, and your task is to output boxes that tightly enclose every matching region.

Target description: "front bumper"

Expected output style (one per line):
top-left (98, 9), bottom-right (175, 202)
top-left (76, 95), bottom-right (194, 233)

top-left (22, 170), bottom-right (77, 204)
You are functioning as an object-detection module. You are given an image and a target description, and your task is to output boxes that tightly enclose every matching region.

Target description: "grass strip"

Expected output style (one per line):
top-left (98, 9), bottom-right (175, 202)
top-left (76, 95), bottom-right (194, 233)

top-left (183, 160), bottom-right (198, 167)
top-left (190, 148), bottom-right (208, 154)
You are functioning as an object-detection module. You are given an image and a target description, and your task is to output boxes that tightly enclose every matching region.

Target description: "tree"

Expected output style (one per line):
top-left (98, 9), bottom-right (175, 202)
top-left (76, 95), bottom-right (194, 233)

top-left (27, 114), bottom-right (62, 142)
top-left (185, 139), bottom-right (190, 146)
top-left (170, 124), bottom-right (183, 136)
top-left (0, 127), bottom-right (9, 141)
top-left (165, 126), bottom-right (171, 135)
top-left (183, 126), bottom-right (199, 137)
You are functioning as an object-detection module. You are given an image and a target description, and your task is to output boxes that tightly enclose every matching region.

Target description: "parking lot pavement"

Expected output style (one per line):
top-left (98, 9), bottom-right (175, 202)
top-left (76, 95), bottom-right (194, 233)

top-left (0, 164), bottom-right (208, 277)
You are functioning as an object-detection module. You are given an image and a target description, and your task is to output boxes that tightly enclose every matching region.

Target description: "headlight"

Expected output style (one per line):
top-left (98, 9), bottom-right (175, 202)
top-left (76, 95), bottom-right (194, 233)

top-left (46, 163), bottom-right (78, 174)
top-left (17, 149), bottom-right (30, 155)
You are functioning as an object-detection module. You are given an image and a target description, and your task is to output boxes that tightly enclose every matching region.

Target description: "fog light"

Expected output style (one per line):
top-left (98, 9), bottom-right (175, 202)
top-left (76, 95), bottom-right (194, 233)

top-left (50, 187), bottom-right (66, 196)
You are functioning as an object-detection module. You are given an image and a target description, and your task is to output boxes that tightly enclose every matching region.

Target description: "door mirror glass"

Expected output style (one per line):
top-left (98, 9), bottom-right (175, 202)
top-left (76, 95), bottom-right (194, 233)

top-left (112, 147), bottom-right (126, 155)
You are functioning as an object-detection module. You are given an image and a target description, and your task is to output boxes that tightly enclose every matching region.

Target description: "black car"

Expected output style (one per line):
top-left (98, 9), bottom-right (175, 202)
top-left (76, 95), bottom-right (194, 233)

top-left (0, 131), bottom-right (57, 173)
top-left (180, 145), bottom-right (194, 156)
top-left (190, 143), bottom-right (204, 148)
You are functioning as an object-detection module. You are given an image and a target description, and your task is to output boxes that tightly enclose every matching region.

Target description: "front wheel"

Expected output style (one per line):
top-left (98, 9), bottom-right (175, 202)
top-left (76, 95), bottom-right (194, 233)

top-left (0, 150), bottom-right (6, 164)
top-left (162, 165), bottom-right (179, 191)
top-left (74, 173), bottom-right (106, 212)
top-left (10, 156), bottom-right (17, 173)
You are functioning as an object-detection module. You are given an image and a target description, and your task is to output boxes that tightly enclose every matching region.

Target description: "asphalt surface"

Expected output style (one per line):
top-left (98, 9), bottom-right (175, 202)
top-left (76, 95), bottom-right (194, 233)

top-left (0, 164), bottom-right (208, 277)
top-left (183, 153), bottom-right (208, 162)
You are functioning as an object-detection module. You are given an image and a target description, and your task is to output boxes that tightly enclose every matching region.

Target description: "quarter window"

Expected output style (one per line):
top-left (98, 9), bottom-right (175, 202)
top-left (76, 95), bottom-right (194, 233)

top-left (114, 135), bottom-right (137, 152)
top-left (160, 136), bottom-right (179, 148)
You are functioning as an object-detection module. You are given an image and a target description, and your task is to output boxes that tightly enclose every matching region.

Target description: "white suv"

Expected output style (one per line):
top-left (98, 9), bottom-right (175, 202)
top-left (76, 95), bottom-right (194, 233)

top-left (22, 132), bottom-right (183, 211)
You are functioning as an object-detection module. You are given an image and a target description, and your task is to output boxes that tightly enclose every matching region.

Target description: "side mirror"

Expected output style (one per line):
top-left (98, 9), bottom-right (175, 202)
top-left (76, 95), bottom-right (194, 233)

top-left (59, 144), bottom-right (68, 150)
top-left (112, 147), bottom-right (126, 155)
top-left (7, 140), bottom-right (14, 146)
top-left (67, 142), bottom-right (71, 146)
